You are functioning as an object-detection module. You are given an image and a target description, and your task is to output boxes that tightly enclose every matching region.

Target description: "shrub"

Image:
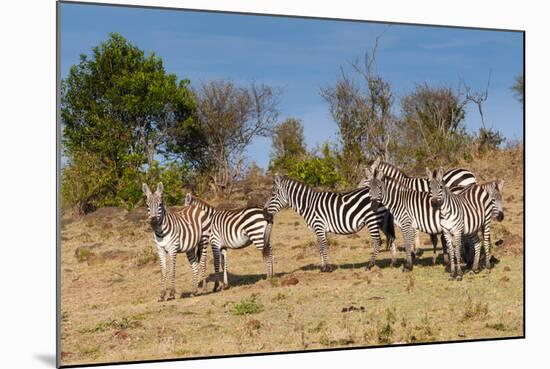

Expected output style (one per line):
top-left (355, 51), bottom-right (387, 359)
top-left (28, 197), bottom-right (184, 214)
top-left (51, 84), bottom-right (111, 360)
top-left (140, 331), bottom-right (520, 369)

top-left (233, 295), bottom-right (264, 315)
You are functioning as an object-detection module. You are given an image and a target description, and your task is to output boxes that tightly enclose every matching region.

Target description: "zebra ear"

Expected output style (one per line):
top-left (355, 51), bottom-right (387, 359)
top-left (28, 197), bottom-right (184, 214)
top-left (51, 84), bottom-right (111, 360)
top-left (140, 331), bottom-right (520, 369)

top-left (364, 167), bottom-right (373, 180)
top-left (426, 168), bottom-right (433, 180)
top-left (437, 167), bottom-right (444, 181)
top-left (184, 193), bottom-right (192, 206)
top-left (371, 157), bottom-right (381, 172)
top-left (496, 180), bottom-right (504, 192)
top-left (142, 183), bottom-right (152, 196)
top-left (156, 182), bottom-right (164, 195)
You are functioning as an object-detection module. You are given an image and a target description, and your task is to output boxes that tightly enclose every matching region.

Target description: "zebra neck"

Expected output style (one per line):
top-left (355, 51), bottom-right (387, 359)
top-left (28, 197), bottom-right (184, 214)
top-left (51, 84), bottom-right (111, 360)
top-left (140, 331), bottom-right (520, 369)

top-left (287, 182), bottom-right (311, 216)
top-left (153, 210), bottom-right (169, 238)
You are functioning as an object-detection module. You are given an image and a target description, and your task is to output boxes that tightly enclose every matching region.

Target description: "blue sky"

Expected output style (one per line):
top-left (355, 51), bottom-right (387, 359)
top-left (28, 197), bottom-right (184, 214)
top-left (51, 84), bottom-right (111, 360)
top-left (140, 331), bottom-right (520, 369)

top-left (60, 3), bottom-right (524, 169)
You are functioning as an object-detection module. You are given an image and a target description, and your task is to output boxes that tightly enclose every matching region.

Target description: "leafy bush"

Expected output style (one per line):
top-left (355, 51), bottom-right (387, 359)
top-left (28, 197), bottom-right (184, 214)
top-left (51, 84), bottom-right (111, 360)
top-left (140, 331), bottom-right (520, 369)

top-left (287, 143), bottom-right (342, 189)
top-left (232, 295), bottom-right (264, 315)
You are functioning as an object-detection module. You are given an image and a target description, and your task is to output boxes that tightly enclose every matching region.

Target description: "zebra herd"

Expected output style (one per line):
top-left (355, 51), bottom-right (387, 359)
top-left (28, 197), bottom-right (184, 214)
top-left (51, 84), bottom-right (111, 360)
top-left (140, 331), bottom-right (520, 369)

top-left (142, 159), bottom-right (504, 301)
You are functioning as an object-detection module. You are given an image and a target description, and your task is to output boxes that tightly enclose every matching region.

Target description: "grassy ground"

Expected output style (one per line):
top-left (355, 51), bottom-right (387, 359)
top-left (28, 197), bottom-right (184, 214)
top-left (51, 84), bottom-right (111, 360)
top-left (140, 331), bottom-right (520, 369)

top-left (59, 149), bottom-right (524, 366)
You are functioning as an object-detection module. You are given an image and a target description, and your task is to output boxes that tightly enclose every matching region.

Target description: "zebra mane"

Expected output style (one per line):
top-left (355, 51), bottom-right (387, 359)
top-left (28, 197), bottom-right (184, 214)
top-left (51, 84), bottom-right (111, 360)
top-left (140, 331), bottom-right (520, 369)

top-left (377, 161), bottom-right (409, 179)
top-left (186, 195), bottom-right (215, 210)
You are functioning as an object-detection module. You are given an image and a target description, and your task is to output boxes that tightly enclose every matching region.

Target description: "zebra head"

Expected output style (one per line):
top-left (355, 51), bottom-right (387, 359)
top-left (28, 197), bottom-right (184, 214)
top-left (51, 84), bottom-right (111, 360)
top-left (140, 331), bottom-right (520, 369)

top-left (265, 175), bottom-right (289, 215)
top-left (427, 167), bottom-right (445, 209)
top-left (368, 169), bottom-right (386, 212)
top-left (142, 182), bottom-right (165, 227)
top-left (486, 180), bottom-right (505, 222)
top-left (358, 158), bottom-right (381, 188)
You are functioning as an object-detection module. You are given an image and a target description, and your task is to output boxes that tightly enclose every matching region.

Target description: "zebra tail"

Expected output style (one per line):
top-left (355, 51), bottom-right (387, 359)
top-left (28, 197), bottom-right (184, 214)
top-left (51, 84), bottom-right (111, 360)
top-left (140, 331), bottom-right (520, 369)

top-left (386, 212), bottom-right (396, 240)
top-left (263, 220), bottom-right (273, 250)
top-left (263, 207), bottom-right (274, 224)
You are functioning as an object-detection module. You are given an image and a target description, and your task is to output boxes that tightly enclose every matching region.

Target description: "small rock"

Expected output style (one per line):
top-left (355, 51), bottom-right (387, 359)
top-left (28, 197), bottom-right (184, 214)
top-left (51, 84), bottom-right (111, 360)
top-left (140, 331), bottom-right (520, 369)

top-left (504, 266), bottom-right (511, 272)
top-left (102, 222), bottom-right (113, 229)
top-left (114, 329), bottom-right (130, 339)
top-left (281, 277), bottom-right (299, 286)
top-left (246, 319), bottom-right (261, 330)
top-left (60, 351), bottom-right (73, 359)
top-left (458, 331), bottom-right (466, 338)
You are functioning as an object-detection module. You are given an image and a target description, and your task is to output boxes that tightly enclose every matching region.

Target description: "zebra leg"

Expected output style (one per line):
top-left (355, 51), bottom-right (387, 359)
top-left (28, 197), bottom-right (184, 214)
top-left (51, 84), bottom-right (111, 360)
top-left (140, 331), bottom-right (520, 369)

top-left (483, 225), bottom-right (493, 272)
top-left (262, 244), bottom-right (274, 280)
top-left (443, 232), bottom-right (455, 280)
top-left (469, 234), bottom-right (482, 273)
top-left (198, 238), bottom-right (209, 293)
top-left (186, 250), bottom-right (200, 296)
top-left (366, 223), bottom-right (382, 270)
top-left (390, 238), bottom-right (397, 267)
top-left (453, 234), bottom-right (463, 281)
top-left (221, 248), bottom-right (229, 289)
top-left (430, 234), bottom-right (438, 265)
top-left (402, 227), bottom-right (415, 272)
top-left (315, 228), bottom-right (332, 272)
top-left (167, 249), bottom-right (177, 300)
top-left (157, 248), bottom-right (167, 302)
top-left (211, 243), bottom-right (222, 292)
top-left (441, 234), bottom-right (449, 266)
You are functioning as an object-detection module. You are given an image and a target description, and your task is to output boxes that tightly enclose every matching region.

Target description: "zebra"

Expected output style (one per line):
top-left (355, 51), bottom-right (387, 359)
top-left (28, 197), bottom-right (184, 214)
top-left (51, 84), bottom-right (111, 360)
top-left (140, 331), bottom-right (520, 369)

top-left (142, 183), bottom-right (210, 301)
top-left (448, 179), bottom-right (505, 272)
top-left (184, 194), bottom-right (273, 292)
top-left (427, 168), bottom-right (497, 279)
top-left (359, 158), bottom-right (477, 264)
top-left (264, 175), bottom-right (396, 272)
top-left (365, 168), bottom-right (443, 271)
top-left (359, 157), bottom-right (477, 192)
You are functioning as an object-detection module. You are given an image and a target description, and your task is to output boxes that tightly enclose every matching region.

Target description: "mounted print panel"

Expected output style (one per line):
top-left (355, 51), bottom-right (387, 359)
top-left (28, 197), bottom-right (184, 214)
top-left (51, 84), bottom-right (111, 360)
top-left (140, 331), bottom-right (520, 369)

top-left (57, 1), bottom-right (524, 367)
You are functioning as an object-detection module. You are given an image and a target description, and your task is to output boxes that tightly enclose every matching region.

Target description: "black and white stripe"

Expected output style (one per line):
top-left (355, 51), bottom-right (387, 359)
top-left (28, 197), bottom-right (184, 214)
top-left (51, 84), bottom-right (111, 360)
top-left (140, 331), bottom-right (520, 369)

top-left (359, 158), bottom-right (477, 192)
top-left (265, 175), bottom-right (396, 271)
top-left (142, 183), bottom-right (210, 301)
top-left (360, 158), bottom-right (477, 263)
top-left (366, 170), bottom-right (444, 271)
top-left (453, 179), bottom-right (505, 272)
top-left (427, 168), bottom-right (497, 279)
top-left (184, 194), bottom-right (273, 291)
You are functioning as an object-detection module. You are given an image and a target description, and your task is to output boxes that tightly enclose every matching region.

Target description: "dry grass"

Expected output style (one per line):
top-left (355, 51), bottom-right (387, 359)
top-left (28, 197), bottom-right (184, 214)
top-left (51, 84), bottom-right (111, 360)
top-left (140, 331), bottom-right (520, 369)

top-left (60, 149), bottom-right (524, 366)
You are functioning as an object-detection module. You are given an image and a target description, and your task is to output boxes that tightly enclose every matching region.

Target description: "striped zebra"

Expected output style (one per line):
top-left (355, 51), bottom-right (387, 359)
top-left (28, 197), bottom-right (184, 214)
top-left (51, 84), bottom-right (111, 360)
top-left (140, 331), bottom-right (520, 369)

top-left (264, 175), bottom-right (396, 272)
top-left (360, 158), bottom-right (477, 264)
top-left (366, 169), bottom-right (443, 271)
top-left (184, 194), bottom-right (273, 292)
top-left (142, 183), bottom-right (210, 301)
top-left (427, 168), bottom-right (498, 279)
top-left (359, 157), bottom-right (477, 192)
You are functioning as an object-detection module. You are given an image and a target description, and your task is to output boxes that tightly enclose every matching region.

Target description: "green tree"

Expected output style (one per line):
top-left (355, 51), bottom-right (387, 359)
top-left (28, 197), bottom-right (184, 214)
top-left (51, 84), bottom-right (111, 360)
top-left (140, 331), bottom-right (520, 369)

top-left (287, 143), bottom-right (342, 189)
top-left (269, 118), bottom-right (307, 172)
top-left (512, 74), bottom-right (524, 104)
top-left (61, 33), bottom-right (198, 213)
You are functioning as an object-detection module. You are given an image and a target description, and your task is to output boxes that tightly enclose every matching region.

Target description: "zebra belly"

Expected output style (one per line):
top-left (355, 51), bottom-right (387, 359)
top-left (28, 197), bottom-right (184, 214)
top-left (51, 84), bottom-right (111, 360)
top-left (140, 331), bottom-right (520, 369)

top-left (223, 232), bottom-right (252, 249)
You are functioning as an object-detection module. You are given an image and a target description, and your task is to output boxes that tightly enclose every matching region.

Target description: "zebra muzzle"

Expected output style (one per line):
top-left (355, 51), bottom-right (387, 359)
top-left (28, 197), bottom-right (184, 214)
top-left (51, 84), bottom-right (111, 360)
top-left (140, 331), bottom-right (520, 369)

top-left (430, 198), bottom-right (442, 209)
top-left (371, 200), bottom-right (381, 211)
top-left (496, 211), bottom-right (504, 222)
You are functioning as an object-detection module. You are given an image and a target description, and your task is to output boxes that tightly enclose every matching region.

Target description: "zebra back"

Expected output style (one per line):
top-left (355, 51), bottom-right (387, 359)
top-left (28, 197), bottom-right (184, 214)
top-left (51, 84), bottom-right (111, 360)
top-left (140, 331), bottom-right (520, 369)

top-left (360, 158), bottom-right (477, 193)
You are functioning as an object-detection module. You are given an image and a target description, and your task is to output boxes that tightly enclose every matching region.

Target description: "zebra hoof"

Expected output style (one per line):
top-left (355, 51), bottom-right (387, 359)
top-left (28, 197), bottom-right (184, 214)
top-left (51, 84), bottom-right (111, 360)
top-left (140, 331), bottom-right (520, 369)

top-left (158, 297), bottom-right (165, 302)
top-left (484, 269), bottom-right (492, 274)
top-left (455, 275), bottom-right (463, 281)
top-left (166, 295), bottom-right (175, 301)
top-left (448, 275), bottom-right (455, 281)
top-left (321, 264), bottom-right (335, 273)
top-left (213, 282), bottom-right (219, 292)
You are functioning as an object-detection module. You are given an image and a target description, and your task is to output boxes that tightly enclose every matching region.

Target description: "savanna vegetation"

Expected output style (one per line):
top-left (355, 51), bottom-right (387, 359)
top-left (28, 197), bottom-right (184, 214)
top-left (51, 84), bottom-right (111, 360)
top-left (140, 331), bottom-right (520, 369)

top-left (60, 33), bottom-right (524, 366)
